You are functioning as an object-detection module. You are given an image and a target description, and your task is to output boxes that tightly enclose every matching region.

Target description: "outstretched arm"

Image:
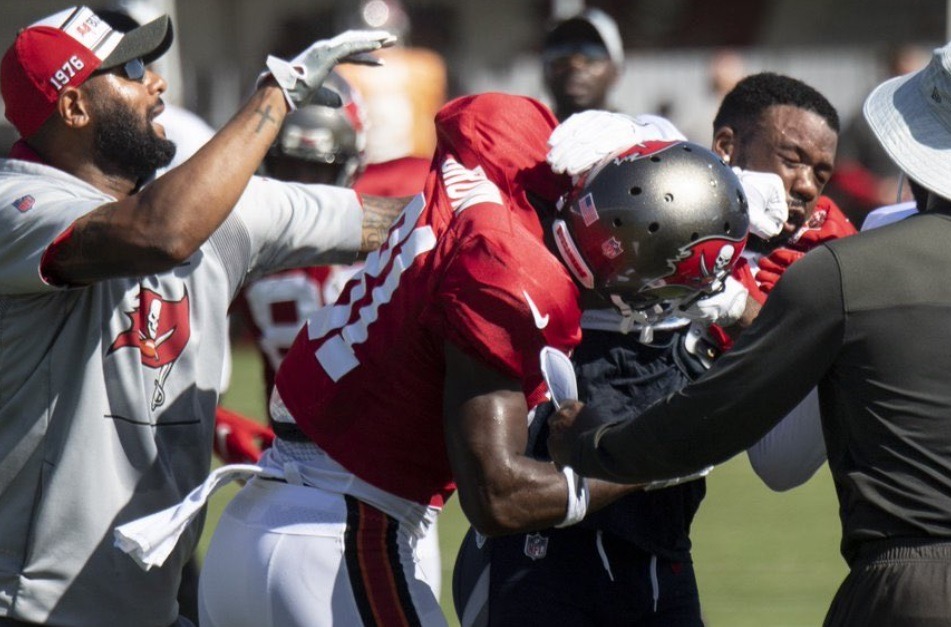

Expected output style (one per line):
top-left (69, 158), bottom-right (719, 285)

top-left (45, 33), bottom-right (395, 286)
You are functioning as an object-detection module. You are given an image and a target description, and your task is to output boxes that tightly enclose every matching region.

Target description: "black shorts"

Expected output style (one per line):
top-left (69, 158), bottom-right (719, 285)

top-left (453, 524), bottom-right (702, 627)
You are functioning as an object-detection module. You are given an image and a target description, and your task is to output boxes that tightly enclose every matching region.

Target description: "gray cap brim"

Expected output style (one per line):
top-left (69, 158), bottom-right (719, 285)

top-left (545, 8), bottom-right (624, 69)
top-left (864, 46), bottom-right (951, 200)
top-left (101, 14), bottom-right (173, 69)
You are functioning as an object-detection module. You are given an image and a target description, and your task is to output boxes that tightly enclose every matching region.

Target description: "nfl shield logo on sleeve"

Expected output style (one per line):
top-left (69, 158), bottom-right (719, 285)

top-left (523, 532), bottom-right (549, 561)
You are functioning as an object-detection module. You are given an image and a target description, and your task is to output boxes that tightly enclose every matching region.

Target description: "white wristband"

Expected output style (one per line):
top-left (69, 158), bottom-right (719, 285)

top-left (556, 466), bottom-right (591, 528)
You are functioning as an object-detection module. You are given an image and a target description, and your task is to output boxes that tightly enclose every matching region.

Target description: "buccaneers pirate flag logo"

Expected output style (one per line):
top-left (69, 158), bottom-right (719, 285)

top-left (666, 236), bottom-right (745, 292)
top-left (109, 287), bottom-right (191, 410)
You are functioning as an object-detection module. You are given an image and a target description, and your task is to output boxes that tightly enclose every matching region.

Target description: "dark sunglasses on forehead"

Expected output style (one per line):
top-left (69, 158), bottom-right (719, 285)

top-left (92, 58), bottom-right (146, 82)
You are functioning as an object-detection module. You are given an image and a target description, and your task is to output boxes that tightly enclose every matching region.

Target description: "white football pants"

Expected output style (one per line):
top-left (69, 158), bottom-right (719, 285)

top-left (199, 478), bottom-right (446, 627)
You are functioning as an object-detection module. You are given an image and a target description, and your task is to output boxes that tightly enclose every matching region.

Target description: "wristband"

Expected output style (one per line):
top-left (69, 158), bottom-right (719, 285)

top-left (555, 465), bottom-right (591, 528)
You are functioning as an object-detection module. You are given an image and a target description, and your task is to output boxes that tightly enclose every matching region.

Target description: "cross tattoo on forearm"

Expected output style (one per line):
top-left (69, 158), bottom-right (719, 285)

top-left (254, 104), bottom-right (277, 133)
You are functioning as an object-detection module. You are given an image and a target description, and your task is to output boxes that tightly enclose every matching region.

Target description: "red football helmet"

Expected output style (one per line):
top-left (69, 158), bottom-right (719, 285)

top-left (552, 140), bottom-right (749, 321)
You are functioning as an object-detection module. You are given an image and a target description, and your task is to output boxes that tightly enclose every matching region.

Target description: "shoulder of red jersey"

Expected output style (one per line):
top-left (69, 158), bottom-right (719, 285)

top-left (424, 214), bottom-right (581, 386)
top-left (434, 93), bottom-right (570, 206)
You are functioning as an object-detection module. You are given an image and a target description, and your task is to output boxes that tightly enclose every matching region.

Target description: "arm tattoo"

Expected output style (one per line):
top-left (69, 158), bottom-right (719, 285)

top-left (253, 104), bottom-right (278, 133)
top-left (360, 195), bottom-right (410, 252)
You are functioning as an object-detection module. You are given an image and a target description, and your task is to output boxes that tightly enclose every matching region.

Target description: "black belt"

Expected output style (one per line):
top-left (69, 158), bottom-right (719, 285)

top-left (852, 537), bottom-right (951, 566)
top-left (271, 420), bottom-right (310, 442)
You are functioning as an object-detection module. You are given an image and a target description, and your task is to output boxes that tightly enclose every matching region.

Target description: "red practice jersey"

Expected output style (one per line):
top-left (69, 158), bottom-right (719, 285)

top-left (239, 157), bottom-right (434, 394)
top-left (274, 93), bottom-right (580, 508)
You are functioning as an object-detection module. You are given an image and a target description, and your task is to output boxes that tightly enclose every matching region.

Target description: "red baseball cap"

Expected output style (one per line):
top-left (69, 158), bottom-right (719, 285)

top-left (1, 6), bottom-right (173, 138)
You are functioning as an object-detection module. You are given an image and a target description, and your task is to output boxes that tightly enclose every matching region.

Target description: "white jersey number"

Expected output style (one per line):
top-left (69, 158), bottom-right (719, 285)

top-left (308, 194), bottom-right (435, 381)
top-left (245, 267), bottom-right (360, 372)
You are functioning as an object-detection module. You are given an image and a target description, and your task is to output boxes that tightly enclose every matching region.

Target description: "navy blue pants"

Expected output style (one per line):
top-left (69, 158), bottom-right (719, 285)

top-left (454, 525), bottom-right (702, 627)
top-left (453, 329), bottom-right (708, 627)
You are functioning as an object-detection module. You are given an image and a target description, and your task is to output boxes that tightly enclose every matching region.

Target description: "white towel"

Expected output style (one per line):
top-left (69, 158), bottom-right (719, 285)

top-left (114, 463), bottom-right (277, 571)
top-left (540, 346), bottom-right (577, 409)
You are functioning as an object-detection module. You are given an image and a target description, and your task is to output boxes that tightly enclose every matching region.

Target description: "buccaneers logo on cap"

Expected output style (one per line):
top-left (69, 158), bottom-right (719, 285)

top-left (110, 287), bottom-right (191, 410)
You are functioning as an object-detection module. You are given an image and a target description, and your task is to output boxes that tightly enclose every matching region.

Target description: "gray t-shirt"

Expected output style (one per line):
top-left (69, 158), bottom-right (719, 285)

top-left (0, 157), bottom-right (363, 625)
top-left (569, 210), bottom-right (951, 563)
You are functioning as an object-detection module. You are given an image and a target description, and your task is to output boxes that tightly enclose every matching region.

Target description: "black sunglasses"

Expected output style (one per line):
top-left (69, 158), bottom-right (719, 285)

top-left (93, 58), bottom-right (146, 82)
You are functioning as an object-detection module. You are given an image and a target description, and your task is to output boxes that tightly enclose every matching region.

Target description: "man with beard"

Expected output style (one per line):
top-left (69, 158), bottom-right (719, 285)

top-left (0, 6), bottom-right (397, 626)
top-left (542, 8), bottom-right (624, 121)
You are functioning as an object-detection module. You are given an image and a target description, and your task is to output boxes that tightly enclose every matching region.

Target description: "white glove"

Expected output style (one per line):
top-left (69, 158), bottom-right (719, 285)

top-left (547, 111), bottom-right (686, 183)
top-left (733, 167), bottom-right (788, 240)
top-left (261, 30), bottom-right (397, 109)
top-left (677, 275), bottom-right (749, 327)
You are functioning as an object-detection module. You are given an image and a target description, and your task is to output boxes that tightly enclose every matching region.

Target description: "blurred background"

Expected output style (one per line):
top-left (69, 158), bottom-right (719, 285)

top-left (2, 1), bottom-right (948, 624)
top-left (2, 0), bottom-right (947, 222)
top-left (1, 0), bottom-right (947, 140)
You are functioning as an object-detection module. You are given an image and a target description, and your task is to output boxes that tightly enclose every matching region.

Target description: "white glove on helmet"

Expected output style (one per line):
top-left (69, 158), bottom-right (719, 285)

top-left (547, 111), bottom-right (686, 182)
top-left (677, 275), bottom-right (749, 327)
top-left (733, 167), bottom-right (788, 240)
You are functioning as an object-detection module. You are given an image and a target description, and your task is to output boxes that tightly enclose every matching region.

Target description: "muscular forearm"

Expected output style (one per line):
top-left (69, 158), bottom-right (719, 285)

top-left (358, 194), bottom-right (413, 253)
top-left (445, 341), bottom-right (637, 537)
top-left (49, 86), bottom-right (289, 284)
top-left (463, 455), bottom-right (638, 536)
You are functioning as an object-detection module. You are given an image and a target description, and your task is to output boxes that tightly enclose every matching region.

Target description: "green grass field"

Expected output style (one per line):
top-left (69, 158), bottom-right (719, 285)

top-left (206, 342), bottom-right (847, 626)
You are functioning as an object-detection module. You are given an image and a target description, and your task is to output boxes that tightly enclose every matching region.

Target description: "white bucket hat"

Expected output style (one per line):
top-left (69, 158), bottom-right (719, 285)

top-left (864, 42), bottom-right (951, 200)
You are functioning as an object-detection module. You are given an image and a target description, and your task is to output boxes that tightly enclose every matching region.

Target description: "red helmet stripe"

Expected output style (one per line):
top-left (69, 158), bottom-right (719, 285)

top-left (553, 219), bottom-right (595, 289)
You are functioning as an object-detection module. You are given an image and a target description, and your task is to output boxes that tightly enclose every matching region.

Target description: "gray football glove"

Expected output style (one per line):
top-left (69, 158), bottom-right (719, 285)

top-left (262, 30), bottom-right (397, 109)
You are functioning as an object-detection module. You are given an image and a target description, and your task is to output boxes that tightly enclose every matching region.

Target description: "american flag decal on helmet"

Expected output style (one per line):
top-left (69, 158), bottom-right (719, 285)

top-left (579, 193), bottom-right (599, 226)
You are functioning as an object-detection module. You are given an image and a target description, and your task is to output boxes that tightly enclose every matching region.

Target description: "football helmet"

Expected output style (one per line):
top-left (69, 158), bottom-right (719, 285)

top-left (552, 140), bottom-right (749, 321)
top-left (267, 73), bottom-right (368, 187)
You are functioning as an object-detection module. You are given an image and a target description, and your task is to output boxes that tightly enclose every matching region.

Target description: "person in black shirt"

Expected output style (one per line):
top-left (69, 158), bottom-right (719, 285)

top-left (550, 41), bottom-right (951, 627)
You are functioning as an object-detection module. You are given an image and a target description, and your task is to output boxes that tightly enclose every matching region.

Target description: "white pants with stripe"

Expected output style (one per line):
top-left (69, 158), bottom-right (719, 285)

top-left (199, 478), bottom-right (446, 627)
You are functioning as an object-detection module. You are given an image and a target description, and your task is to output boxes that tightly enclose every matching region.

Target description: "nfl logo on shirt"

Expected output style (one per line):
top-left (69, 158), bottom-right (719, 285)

top-left (523, 532), bottom-right (549, 560)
